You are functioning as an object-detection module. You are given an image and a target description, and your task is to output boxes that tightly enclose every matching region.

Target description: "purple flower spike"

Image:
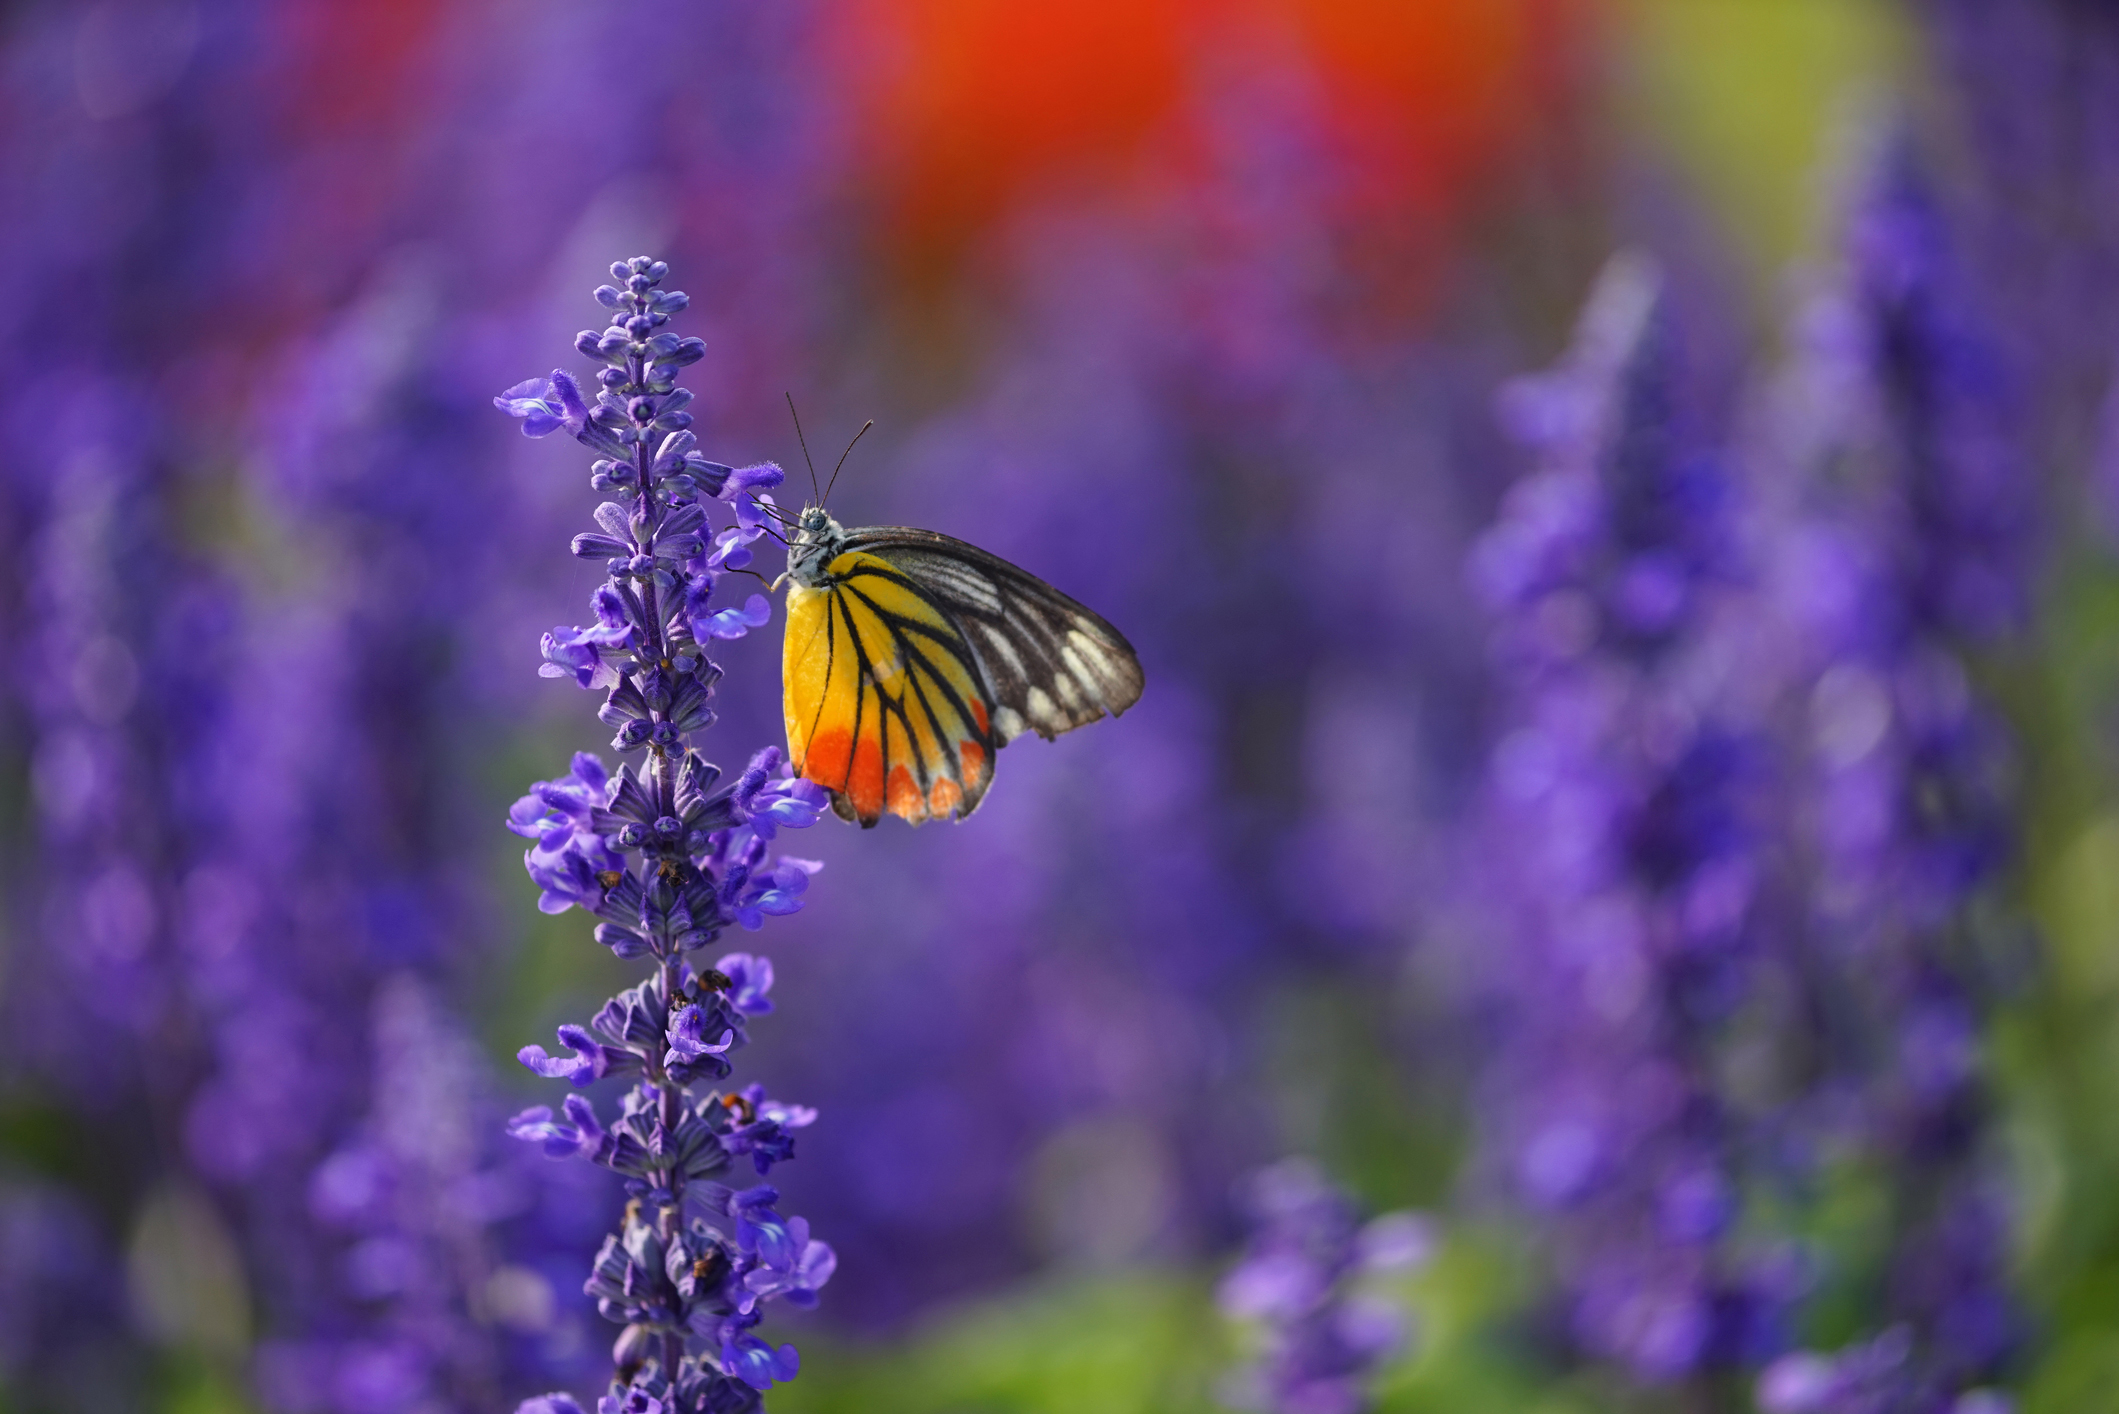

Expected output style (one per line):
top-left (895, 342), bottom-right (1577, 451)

top-left (497, 258), bottom-right (830, 1406)
top-left (1733, 133), bottom-right (2028, 1410)
top-left (1468, 256), bottom-right (1796, 1385)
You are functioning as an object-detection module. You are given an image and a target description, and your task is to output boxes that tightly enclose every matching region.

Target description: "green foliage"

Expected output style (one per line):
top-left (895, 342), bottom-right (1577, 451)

top-left (151, 1353), bottom-right (256, 1414)
top-left (765, 1228), bottom-right (1634, 1414)
top-left (1373, 1226), bottom-right (1581, 1414)
top-left (1613, 0), bottom-right (1910, 301)
top-left (2000, 549), bottom-right (2119, 1413)
top-left (768, 1271), bottom-right (1228, 1414)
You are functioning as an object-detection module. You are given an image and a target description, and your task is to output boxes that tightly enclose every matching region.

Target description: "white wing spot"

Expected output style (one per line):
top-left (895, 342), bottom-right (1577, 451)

top-left (941, 571), bottom-right (1002, 613)
top-left (1066, 631), bottom-right (1114, 679)
top-left (1056, 673), bottom-right (1085, 707)
top-left (1026, 686), bottom-right (1059, 725)
top-left (994, 706), bottom-right (1026, 741)
top-left (980, 626), bottom-right (1027, 679)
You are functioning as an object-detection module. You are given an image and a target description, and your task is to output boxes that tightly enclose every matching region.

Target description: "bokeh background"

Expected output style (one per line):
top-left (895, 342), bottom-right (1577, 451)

top-left (6, 0), bottom-right (2119, 1410)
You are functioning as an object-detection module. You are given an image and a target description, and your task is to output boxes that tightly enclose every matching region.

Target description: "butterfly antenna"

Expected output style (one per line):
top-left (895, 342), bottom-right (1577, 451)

top-left (751, 519), bottom-right (793, 547)
top-left (786, 392), bottom-right (821, 505)
top-left (823, 419), bottom-right (873, 505)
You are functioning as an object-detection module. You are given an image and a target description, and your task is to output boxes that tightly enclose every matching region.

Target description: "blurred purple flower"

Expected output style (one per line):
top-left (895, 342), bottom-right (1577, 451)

top-left (1748, 130), bottom-right (2031, 1410)
top-left (1468, 254), bottom-right (1790, 1384)
top-left (1219, 1159), bottom-right (1427, 1414)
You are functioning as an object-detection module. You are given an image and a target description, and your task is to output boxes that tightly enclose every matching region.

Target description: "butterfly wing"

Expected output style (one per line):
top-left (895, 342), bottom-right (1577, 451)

top-left (783, 548), bottom-right (999, 827)
top-left (782, 528), bottom-right (1144, 827)
top-left (846, 527), bottom-right (1145, 746)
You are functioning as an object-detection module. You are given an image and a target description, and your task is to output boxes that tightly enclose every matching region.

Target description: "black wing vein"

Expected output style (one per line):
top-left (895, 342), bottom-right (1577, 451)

top-left (844, 527), bottom-right (1144, 743)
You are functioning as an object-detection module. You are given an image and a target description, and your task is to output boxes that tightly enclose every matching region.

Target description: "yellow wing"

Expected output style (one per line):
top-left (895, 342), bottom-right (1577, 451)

top-left (783, 550), bottom-right (997, 827)
top-left (844, 527), bottom-right (1144, 746)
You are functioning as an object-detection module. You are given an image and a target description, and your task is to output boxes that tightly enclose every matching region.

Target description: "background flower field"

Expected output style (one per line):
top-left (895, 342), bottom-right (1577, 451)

top-left (5, 1), bottom-right (2119, 1411)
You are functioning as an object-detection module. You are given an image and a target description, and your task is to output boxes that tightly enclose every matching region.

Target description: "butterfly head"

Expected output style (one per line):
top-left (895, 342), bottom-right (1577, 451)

top-left (787, 505), bottom-right (848, 589)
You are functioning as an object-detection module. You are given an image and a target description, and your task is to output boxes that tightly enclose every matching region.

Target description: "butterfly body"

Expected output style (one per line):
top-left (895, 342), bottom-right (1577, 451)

top-left (781, 506), bottom-right (1144, 827)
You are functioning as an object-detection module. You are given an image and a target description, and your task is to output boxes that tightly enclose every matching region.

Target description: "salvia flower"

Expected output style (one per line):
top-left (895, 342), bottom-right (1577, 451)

top-left (1218, 1159), bottom-right (1430, 1414)
top-left (497, 376), bottom-right (578, 438)
top-left (1748, 133), bottom-right (2028, 1414)
top-left (1756, 1325), bottom-right (2014, 1414)
top-left (1470, 254), bottom-right (1792, 1383)
top-left (501, 259), bottom-right (833, 1413)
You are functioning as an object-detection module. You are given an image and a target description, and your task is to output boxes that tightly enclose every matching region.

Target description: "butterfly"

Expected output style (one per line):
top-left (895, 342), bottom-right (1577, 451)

top-left (776, 498), bottom-right (1145, 828)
